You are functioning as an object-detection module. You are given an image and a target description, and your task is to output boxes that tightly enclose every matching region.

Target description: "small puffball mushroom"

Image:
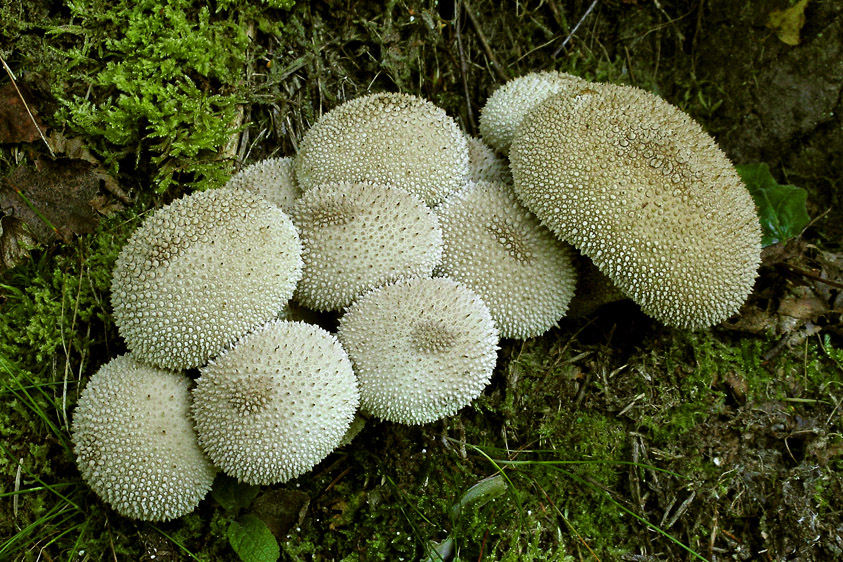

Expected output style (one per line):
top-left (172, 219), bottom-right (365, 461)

top-left (435, 180), bottom-right (577, 339)
top-left (338, 277), bottom-right (499, 425)
top-left (71, 355), bottom-right (216, 521)
top-left (479, 70), bottom-right (588, 155)
top-left (291, 181), bottom-right (443, 311)
top-left (466, 135), bottom-right (513, 185)
top-left (111, 187), bottom-right (303, 370)
top-left (510, 84), bottom-right (761, 330)
top-left (192, 320), bottom-right (359, 486)
top-left (225, 156), bottom-right (301, 212)
top-left (294, 92), bottom-right (470, 205)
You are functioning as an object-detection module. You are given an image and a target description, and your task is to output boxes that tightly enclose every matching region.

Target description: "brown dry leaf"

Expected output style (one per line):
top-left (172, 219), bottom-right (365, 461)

top-left (0, 80), bottom-right (47, 144)
top-left (49, 131), bottom-right (130, 203)
top-left (1, 158), bottom-right (107, 243)
top-left (767, 0), bottom-right (810, 46)
top-left (0, 215), bottom-right (37, 271)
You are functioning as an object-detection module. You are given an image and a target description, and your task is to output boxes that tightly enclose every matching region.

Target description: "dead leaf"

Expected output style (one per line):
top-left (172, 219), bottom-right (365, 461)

top-left (0, 215), bottom-right (37, 271)
top-left (1, 158), bottom-right (105, 243)
top-left (767, 0), bottom-right (810, 46)
top-left (49, 131), bottom-right (131, 203)
top-left (0, 80), bottom-right (47, 144)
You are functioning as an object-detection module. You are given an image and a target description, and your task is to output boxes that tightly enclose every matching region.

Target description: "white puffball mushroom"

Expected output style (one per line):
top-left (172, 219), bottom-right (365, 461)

top-left (510, 84), bottom-right (761, 329)
top-left (111, 187), bottom-right (303, 370)
top-left (191, 320), bottom-right (359, 486)
top-left (338, 277), bottom-right (499, 425)
top-left (466, 135), bottom-right (513, 185)
top-left (479, 70), bottom-right (588, 155)
top-left (71, 355), bottom-right (216, 522)
top-left (225, 156), bottom-right (301, 212)
top-left (435, 180), bottom-right (577, 339)
top-left (291, 181), bottom-right (443, 311)
top-left (294, 92), bottom-right (470, 206)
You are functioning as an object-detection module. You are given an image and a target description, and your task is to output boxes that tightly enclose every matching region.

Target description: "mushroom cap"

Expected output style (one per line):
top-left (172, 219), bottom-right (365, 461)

top-left (479, 71), bottom-right (588, 155)
top-left (191, 320), bottom-right (359, 486)
top-left (291, 181), bottom-right (443, 311)
top-left (225, 157), bottom-right (301, 212)
top-left (466, 135), bottom-right (513, 185)
top-left (510, 84), bottom-right (762, 329)
top-left (71, 355), bottom-right (216, 521)
top-left (435, 180), bottom-right (577, 339)
top-left (294, 92), bottom-right (469, 205)
top-left (337, 277), bottom-right (499, 425)
top-left (111, 187), bottom-right (303, 369)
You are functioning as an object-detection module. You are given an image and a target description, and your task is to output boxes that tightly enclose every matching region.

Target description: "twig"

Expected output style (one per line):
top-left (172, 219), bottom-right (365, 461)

top-left (0, 54), bottom-right (55, 157)
top-left (455, 1), bottom-right (476, 131)
top-left (462, 0), bottom-right (509, 82)
top-left (780, 262), bottom-right (843, 289)
top-left (552, 0), bottom-right (599, 58)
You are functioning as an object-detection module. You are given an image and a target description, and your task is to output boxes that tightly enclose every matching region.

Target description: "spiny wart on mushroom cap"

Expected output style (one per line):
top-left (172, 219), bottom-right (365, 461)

top-left (465, 135), bottom-right (513, 185)
top-left (111, 187), bottom-right (303, 370)
top-left (479, 70), bottom-right (588, 156)
top-left (71, 355), bottom-right (216, 521)
top-left (510, 84), bottom-right (762, 330)
top-left (435, 180), bottom-right (577, 339)
top-left (225, 156), bottom-right (301, 212)
top-left (337, 277), bottom-right (499, 425)
top-left (191, 320), bottom-right (359, 486)
top-left (291, 181), bottom-right (443, 311)
top-left (294, 92), bottom-right (470, 206)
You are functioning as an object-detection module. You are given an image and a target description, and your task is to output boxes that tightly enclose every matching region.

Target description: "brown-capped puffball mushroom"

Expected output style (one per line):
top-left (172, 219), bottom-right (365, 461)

top-left (509, 84), bottom-right (761, 329)
top-left (435, 180), bottom-right (577, 339)
top-left (337, 277), bottom-right (499, 425)
top-left (294, 92), bottom-right (470, 206)
top-left (71, 355), bottom-right (217, 521)
top-left (291, 181), bottom-right (443, 311)
top-left (191, 320), bottom-right (359, 486)
top-left (111, 187), bottom-right (303, 370)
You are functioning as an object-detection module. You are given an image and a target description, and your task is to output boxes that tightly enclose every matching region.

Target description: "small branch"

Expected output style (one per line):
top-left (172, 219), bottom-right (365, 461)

top-left (0, 54), bottom-right (55, 157)
top-left (780, 262), bottom-right (843, 289)
top-left (462, 0), bottom-right (509, 83)
top-left (552, 0), bottom-right (600, 58)
top-left (455, 1), bottom-right (476, 131)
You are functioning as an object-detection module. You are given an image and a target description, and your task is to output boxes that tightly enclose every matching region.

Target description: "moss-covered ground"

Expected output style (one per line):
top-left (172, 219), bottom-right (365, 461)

top-left (2, 0), bottom-right (841, 560)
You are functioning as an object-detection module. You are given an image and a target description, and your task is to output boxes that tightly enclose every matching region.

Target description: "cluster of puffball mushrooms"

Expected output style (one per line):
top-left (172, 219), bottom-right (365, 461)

top-left (71, 71), bottom-right (762, 522)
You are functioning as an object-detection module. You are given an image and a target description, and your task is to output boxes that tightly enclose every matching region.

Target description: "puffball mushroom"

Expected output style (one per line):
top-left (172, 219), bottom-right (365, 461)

top-left (71, 355), bottom-right (216, 521)
top-left (225, 156), bottom-right (301, 212)
top-left (291, 181), bottom-right (443, 311)
top-left (191, 320), bottom-right (359, 486)
top-left (294, 92), bottom-right (470, 206)
top-left (338, 277), bottom-right (499, 425)
top-left (111, 187), bottom-right (303, 370)
top-left (466, 135), bottom-right (513, 185)
top-left (510, 84), bottom-right (762, 330)
top-left (435, 180), bottom-right (577, 339)
top-left (479, 70), bottom-right (588, 156)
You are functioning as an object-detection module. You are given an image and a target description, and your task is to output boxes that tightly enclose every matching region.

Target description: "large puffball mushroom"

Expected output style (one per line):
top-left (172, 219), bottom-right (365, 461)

top-left (338, 277), bottom-right (499, 425)
top-left (291, 181), bottom-right (443, 311)
top-left (435, 180), bottom-right (577, 339)
top-left (510, 84), bottom-right (762, 330)
top-left (479, 70), bottom-right (588, 155)
top-left (191, 320), bottom-right (359, 486)
top-left (294, 92), bottom-right (470, 206)
top-left (71, 355), bottom-right (217, 522)
top-left (111, 187), bottom-right (303, 370)
top-left (466, 135), bottom-right (512, 185)
top-left (225, 156), bottom-right (301, 212)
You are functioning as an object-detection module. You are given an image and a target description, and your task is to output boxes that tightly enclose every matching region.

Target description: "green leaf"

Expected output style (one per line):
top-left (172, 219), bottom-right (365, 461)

top-left (211, 473), bottom-right (260, 513)
top-left (737, 162), bottom-right (810, 247)
top-left (227, 515), bottom-right (280, 562)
